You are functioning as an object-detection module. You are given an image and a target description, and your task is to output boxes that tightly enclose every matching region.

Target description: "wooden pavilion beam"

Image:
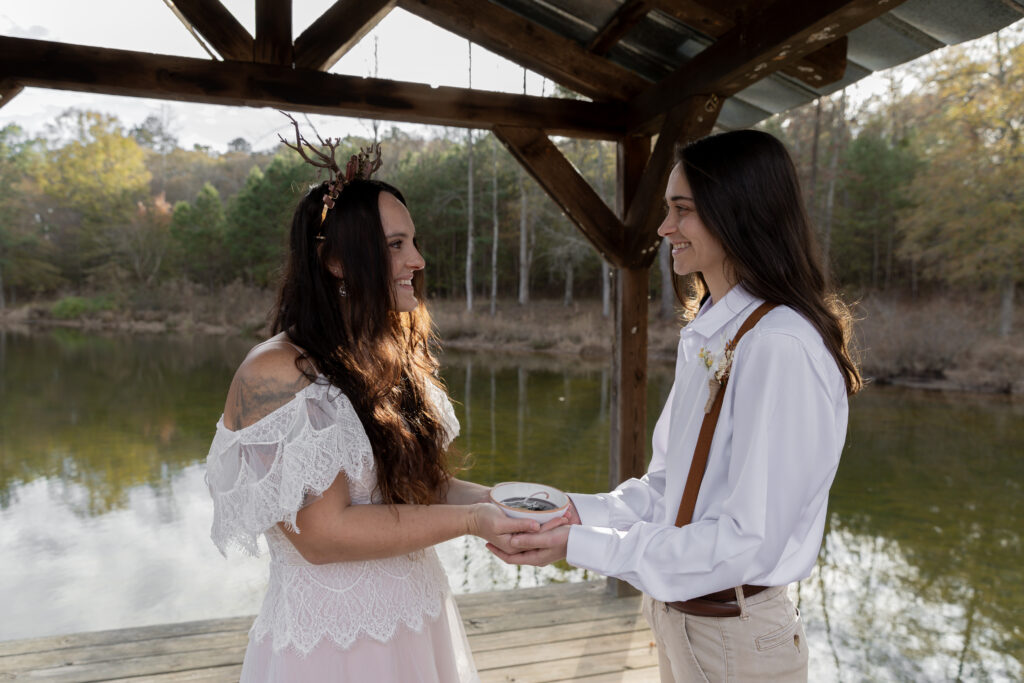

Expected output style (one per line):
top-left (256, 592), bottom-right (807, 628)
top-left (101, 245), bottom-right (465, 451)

top-left (169, 0), bottom-right (253, 62)
top-left (397, 0), bottom-right (649, 102)
top-left (0, 80), bottom-right (24, 110)
top-left (255, 0), bottom-right (293, 66)
top-left (630, 0), bottom-right (906, 133)
top-left (607, 134), bottom-right (651, 598)
top-left (653, 1), bottom-right (851, 88)
top-left (294, 0), bottom-right (396, 71)
top-left (587, 0), bottom-right (655, 55)
top-left (622, 94), bottom-right (721, 267)
top-left (0, 37), bottom-right (625, 139)
top-left (493, 126), bottom-right (626, 266)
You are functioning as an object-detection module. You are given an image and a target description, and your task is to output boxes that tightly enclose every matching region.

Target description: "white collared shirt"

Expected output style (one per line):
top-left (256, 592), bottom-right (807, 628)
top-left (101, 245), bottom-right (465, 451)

top-left (566, 286), bottom-right (849, 602)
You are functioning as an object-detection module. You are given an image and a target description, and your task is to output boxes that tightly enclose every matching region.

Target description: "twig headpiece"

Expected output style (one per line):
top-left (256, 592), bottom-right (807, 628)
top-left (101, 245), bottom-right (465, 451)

top-left (278, 111), bottom-right (383, 237)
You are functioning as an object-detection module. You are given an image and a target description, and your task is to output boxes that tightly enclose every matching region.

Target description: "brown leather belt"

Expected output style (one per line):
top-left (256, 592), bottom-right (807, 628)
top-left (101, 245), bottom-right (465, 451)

top-left (666, 585), bottom-right (770, 618)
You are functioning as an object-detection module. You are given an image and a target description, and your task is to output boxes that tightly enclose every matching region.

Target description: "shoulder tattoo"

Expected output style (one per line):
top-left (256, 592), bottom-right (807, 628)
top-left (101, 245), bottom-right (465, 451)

top-left (227, 371), bottom-right (309, 431)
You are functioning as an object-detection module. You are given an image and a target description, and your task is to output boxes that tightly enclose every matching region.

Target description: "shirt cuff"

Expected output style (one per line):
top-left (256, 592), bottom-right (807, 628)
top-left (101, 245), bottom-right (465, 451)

top-left (567, 492), bottom-right (611, 528)
top-left (566, 524), bottom-right (621, 576)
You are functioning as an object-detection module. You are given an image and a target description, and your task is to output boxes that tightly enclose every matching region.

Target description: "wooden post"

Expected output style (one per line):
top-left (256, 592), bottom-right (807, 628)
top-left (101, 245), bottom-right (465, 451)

top-left (608, 135), bottom-right (651, 597)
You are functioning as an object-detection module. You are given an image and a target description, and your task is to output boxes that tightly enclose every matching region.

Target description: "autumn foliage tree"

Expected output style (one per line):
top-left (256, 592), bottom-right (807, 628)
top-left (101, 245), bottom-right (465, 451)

top-left (899, 31), bottom-right (1024, 336)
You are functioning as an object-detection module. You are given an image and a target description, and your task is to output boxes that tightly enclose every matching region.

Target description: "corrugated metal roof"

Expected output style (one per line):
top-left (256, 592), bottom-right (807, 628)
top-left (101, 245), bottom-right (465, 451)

top-left (492, 0), bottom-right (1024, 127)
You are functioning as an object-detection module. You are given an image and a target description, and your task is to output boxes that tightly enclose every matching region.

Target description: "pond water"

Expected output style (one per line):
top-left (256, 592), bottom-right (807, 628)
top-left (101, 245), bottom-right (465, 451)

top-left (0, 330), bottom-right (1020, 681)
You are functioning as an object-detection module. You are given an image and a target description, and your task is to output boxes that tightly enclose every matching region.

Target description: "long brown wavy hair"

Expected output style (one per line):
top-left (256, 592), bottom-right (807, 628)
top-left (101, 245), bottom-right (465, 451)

top-left (272, 179), bottom-right (452, 505)
top-left (674, 130), bottom-right (862, 395)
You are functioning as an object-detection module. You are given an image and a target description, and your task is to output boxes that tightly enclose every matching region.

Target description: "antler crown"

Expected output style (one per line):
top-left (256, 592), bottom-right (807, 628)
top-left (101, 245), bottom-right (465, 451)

top-left (278, 111), bottom-right (384, 236)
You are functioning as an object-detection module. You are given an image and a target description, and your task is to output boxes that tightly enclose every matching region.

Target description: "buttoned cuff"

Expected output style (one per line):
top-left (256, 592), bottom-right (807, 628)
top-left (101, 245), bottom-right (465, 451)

top-left (566, 524), bottom-right (621, 576)
top-left (567, 492), bottom-right (611, 528)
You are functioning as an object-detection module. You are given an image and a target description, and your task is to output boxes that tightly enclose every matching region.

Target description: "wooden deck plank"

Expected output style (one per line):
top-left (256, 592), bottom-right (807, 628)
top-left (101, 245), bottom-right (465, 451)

top-left (474, 629), bottom-right (654, 670)
top-left (0, 632), bottom-right (246, 676)
top-left (468, 614), bottom-right (648, 653)
top-left (479, 644), bottom-right (659, 683)
top-left (0, 618), bottom-right (252, 658)
top-left (0, 582), bottom-right (658, 683)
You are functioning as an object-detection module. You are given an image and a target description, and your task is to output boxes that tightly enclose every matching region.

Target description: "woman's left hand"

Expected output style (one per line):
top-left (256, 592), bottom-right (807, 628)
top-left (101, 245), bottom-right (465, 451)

top-left (486, 516), bottom-right (571, 566)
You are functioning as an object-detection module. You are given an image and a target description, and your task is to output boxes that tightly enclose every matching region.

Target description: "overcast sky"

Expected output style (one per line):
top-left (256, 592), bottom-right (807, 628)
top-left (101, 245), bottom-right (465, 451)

top-left (0, 0), bottom-right (561, 150)
top-left (1, 0), bottom-right (899, 152)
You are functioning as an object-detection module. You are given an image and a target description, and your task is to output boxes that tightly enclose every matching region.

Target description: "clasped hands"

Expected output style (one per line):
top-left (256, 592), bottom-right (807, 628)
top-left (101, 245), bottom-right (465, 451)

top-left (485, 499), bottom-right (581, 567)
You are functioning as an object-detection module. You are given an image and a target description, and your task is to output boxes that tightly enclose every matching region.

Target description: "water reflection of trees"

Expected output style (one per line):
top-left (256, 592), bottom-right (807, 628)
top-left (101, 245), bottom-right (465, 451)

top-left (0, 329), bottom-right (250, 514)
top-left (4, 336), bottom-right (1020, 677)
top-left (440, 352), bottom-right (674, 495)
top-left (823, 387), bottom-right (1023, 680)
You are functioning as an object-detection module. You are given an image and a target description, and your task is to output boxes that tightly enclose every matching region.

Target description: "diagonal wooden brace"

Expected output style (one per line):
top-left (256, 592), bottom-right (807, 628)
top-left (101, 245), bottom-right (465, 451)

top-left (494, 125), bottom-right (628, 268)
top-left (622, 94), bottom-right (721, 267)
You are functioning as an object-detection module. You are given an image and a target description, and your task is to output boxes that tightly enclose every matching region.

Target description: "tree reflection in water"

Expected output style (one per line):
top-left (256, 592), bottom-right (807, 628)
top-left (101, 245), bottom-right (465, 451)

top-left (0, 332), bottom-right (1019, 680)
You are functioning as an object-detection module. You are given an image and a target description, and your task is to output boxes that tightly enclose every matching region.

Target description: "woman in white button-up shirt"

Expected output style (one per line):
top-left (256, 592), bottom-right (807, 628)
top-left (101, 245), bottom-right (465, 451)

top-left (490, 130), bottom-right (862, 682)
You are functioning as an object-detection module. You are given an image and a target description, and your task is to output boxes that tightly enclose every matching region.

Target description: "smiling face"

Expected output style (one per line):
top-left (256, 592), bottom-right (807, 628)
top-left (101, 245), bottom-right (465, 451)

top-left (379, 190), bottom-right (425, 312)
top-left (657, 163), bottom-right (734, 303)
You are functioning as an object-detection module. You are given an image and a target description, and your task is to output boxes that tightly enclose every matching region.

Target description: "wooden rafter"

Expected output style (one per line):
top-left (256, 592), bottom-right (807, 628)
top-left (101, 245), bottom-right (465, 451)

top-left (630, 0), bottom-right (907, 132)
top-left (255, 0), bottom-right (293, 66)
top-left (587, 0), bottom-right (654, 55)
top-left (623, 95), bottom-right (721, 267)
top-left (396, 0), bottom-right (649, 102)
top-left (0, 80), bottom-right (24, 110)
top-left (653, 0), bottom-right (733, 35)
top-left (294, 0), bottom-right (396, 71)
top-left (654, 0), bottom-right (849, 88)
top-left (169, 0), bottom-right (253, 62)
top-left (0, 37), bottom-right (625, 139)
top-left (791, 36), bottom-right (847, 86)
top-left (494, 126), bottom-right (626, 267)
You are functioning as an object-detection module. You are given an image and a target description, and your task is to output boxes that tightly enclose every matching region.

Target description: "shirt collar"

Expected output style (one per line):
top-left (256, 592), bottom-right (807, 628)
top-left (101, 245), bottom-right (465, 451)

top-left (683, 285), bottom-right (762, 343)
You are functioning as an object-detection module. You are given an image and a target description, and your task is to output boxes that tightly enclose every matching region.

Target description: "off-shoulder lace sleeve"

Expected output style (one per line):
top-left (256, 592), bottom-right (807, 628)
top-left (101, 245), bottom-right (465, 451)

top-left (205, 382), bottom-right (372, 557)
top-left (424, 379), bottom-right (460, 448)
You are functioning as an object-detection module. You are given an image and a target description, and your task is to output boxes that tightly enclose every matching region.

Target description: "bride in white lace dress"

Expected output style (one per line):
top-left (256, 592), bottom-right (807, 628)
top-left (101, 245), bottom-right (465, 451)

top-left (205, 147), bottom-right (546, 681)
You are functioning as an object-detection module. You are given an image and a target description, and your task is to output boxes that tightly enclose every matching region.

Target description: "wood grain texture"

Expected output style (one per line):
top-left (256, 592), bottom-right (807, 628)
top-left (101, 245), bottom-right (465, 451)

top-left (631, 0), bottom-right (905, 130)
top-left (587, 0), bottom-right (655, 55)
top-left (397, 0), bottom-right (649, 101)
top-left (494, 126), bottom-right (627, 266)
top-left (653, 0), bottom-right (850, 88)
top-left (254, 0), bottom-right (292, 65)
top-left (0, 37), bottom-right (626, 139)
top-left (0, 581), bottom-right (658, 683)
top-left (293, 0), bottom-right (396, 71)
top-left (169, 0), bottom-right (253, 62)
top-left (623, 95), bottom-right (720, 268)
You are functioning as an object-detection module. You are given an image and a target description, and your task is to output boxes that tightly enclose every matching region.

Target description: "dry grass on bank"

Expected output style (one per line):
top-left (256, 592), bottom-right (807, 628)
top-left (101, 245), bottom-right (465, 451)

top-left (428, 298), bottom-right (682, 361)
top-left (854, 295), bottom-right (1024, 393)
top-left (2, 288), bottom-right (1020, 393)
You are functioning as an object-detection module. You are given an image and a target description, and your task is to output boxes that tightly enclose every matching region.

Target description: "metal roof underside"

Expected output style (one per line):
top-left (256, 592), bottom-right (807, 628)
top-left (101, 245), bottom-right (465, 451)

top-left (494, 0), bottom-right (1024, 128)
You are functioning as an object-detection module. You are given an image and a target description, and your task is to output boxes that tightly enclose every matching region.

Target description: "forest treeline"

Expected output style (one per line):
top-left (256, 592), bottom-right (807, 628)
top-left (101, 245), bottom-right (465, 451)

top-left (0, 30), bottom-right (1020, 334)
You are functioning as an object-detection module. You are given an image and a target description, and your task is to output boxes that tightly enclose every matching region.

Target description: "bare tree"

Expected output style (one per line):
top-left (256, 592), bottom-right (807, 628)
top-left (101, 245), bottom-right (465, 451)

top-left (517, 69), bottom-right (532, 306)
top-left (465, 41), bottom-right (475, 312)
top-left (490, 133), bottom-right (499, 316)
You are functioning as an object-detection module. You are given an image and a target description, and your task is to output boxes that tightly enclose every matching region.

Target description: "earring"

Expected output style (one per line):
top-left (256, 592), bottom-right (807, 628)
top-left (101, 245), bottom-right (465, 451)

top-left (338, 279), bottom-right (348, 297)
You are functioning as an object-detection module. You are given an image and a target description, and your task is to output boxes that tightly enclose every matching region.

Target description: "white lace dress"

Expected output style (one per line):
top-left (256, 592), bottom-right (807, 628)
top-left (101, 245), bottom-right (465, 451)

top-left (205, 379), bottom-right (479, 682)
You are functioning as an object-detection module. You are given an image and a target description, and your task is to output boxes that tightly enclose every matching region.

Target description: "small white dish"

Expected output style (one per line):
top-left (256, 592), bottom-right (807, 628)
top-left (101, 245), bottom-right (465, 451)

top-left (489, 481), bottom-right (569, 524)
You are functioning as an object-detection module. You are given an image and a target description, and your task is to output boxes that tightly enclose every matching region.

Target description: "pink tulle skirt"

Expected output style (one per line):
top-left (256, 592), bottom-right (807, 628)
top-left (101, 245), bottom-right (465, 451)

top-left (239, 593), bottom-right (478, 682)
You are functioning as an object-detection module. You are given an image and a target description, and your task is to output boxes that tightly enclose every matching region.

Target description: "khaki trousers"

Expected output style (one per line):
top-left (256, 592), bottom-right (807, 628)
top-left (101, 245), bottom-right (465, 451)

top-left (641, 586), bottom-right (807, 682)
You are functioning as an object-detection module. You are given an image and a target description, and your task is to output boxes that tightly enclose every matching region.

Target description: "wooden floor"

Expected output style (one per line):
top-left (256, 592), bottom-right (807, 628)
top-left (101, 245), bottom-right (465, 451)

top-left (0, 581), bottom-right (660, 682)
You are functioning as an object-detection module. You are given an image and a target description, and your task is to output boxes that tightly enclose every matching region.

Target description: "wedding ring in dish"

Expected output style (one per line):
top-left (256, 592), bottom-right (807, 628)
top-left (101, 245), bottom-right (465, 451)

top-left (489, 481), bottom-right (569, 523)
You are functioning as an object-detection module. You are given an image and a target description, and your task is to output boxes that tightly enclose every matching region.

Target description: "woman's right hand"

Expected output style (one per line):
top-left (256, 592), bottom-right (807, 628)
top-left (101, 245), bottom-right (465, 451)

top-left (467, 503), bottom-right (542, 554)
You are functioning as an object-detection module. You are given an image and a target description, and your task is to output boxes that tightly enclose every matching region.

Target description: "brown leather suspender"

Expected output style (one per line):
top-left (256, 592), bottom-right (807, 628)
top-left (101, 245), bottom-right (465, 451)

top-left (674, 302), bottom-right (777, 528)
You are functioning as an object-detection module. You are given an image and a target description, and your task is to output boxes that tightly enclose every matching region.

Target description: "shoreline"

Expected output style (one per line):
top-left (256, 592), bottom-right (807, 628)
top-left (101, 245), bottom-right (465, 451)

top-left (2, 308), bottom-right (1019, 397)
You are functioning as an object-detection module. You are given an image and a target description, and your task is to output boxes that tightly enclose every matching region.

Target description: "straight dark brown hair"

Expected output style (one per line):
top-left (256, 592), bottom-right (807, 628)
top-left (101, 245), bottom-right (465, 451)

top-left (675, 130), bottom-right (862, 395)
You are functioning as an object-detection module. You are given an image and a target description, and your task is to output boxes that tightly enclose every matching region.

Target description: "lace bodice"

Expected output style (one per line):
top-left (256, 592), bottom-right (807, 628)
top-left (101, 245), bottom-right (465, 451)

top-left (205, 378), bottom-right (460, 655)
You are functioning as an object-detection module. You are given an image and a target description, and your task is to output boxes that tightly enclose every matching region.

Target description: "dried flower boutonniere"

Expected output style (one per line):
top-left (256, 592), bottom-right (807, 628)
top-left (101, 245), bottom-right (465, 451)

top-left (698, 338), bottom-right (738, 413)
